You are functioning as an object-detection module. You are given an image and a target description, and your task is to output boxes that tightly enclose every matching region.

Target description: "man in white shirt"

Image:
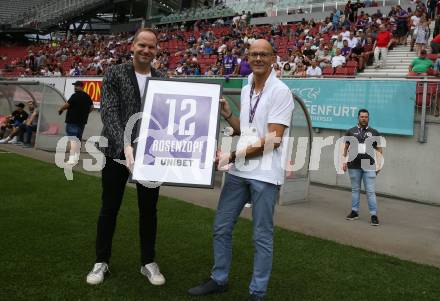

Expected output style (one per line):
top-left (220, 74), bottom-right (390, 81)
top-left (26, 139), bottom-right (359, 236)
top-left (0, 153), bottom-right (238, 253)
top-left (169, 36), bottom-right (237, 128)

top-left (334, 34), bottom-right (344, 49)
top-left (346, 32), bottom-right (359, 48)
top-left (306, 60), bottom-right (323, 77)
top-left (332, 48), bottom-right (346, 68)
top-left (189, 39), bottom-right (294, 301)
top-left (342, 27), bottom-right (351, 39)
top-left (317, 47), bottom-right (332, 68)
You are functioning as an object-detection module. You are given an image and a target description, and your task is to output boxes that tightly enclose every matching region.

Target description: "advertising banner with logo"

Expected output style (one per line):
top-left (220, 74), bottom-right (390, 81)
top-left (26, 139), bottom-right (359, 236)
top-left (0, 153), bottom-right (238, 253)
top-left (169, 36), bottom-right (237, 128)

top-left (64, 77), bottom-right (102, 108)
top-left (132, 79), bottom-right (222, 187)
top-left (282, 79), bottom-right (416, 135)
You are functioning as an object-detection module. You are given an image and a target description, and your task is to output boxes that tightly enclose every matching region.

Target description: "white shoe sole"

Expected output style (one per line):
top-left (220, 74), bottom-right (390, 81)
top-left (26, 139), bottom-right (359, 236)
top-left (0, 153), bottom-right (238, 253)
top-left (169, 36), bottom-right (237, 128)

top-left (345, 216), bottom-right (359, 221)
top-left (86, 276), bottom-right (105, 285)
top-left (140, 267), bottom-right (166, 286)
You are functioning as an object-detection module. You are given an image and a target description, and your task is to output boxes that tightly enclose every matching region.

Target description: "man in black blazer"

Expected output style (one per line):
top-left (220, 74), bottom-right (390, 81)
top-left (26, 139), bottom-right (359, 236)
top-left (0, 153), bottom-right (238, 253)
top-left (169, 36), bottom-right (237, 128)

top-left (86, 28), bottom-right (166, 286)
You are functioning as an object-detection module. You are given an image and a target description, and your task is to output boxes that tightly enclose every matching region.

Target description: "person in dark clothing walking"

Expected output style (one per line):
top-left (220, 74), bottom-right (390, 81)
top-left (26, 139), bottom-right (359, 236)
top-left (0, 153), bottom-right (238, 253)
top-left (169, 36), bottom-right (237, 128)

top-left (58, 80), bottom-right (93, 164)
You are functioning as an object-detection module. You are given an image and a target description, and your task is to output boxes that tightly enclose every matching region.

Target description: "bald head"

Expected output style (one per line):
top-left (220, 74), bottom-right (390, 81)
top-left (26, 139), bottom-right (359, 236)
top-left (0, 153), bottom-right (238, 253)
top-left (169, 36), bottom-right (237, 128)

top-left (248, 39), bottom-right (275, 78)
top-left (249, 39), bottom-right (274, 54)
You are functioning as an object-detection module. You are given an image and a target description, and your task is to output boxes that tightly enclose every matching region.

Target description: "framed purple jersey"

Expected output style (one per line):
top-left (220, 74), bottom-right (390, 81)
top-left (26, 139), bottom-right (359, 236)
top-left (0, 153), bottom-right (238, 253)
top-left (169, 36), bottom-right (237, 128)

top-left (132, 78), bottom-right (222, 188)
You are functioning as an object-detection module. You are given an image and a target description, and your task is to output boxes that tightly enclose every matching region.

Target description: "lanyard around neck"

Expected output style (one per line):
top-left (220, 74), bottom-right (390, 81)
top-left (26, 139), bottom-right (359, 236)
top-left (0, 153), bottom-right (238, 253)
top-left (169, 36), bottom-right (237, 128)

top-left (249, 82), bottom-right (264, 124)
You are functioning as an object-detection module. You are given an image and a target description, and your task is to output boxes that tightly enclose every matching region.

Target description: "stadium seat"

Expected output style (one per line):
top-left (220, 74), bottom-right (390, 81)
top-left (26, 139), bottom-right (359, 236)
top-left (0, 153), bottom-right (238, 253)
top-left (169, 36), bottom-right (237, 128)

top-left (335, 67), bottom-right (348, 76)
top-left (322, 67), bottom-right (334, 76)
top-left (346, 67), bottom-right (357, 76)
top-left (346, 60), bottom-right (358, 68)
top-left (427, 54), bottom-right (438, 62)
top-left (416, 83), bottom-right (437, 108)
top-left (40, 123), bottom-right (60, 135)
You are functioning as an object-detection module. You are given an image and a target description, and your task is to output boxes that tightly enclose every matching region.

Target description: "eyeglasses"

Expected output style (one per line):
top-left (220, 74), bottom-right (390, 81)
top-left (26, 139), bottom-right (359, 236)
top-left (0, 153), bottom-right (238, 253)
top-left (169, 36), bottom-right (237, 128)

top-left (248, 52), bottom-right (274, 58)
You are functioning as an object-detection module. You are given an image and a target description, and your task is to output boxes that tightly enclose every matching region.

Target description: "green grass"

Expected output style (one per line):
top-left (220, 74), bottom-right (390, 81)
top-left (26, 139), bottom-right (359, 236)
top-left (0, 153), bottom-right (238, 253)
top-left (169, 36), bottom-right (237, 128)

top-left (0, 153), bottom-right (439, 301)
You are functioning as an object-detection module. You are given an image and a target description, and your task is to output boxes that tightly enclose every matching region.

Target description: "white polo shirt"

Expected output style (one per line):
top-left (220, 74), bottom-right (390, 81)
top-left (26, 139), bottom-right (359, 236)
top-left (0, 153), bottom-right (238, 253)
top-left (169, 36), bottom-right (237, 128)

top-left (228, 70), bottom-right (294, 185)
top-left (332, 55), bottom-right (346, 68)
top-left (306, 66), bottom-right (322, 77)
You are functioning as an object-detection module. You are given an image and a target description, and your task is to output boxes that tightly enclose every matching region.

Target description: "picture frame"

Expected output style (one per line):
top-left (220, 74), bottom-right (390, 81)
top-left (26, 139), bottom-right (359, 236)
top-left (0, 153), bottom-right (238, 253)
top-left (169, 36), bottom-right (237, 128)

top-left (132, 78), bottom-right (222, 188)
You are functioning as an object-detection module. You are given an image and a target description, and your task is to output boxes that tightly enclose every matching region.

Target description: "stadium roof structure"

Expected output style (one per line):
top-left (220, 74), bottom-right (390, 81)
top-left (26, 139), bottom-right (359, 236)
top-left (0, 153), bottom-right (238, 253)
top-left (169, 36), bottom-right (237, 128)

top-left (0, 0), bottom-right (208, 35)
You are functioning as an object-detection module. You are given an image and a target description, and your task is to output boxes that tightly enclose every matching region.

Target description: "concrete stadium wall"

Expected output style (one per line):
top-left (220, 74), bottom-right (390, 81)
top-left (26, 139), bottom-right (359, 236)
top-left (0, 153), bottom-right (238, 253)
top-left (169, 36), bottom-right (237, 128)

top-left (309, 122), bottom-right (440, 205)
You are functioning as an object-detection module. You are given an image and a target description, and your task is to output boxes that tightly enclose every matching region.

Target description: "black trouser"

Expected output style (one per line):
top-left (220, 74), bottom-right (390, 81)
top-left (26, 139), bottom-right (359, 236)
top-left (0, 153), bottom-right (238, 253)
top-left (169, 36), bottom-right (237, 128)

top-left (95, 155), bottom-right (160, 266)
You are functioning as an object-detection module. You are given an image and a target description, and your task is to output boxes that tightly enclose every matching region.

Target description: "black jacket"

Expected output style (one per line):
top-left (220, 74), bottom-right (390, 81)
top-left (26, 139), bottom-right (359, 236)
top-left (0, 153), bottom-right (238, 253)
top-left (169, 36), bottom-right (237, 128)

top-left (100, 62), bottom-right (163, 158)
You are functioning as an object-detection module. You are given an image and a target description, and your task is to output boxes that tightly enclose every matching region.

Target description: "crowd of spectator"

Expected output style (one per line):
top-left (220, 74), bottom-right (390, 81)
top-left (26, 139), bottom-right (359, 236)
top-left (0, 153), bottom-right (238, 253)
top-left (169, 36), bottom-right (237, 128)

top-left (1, 0), bottom-right (440, 79)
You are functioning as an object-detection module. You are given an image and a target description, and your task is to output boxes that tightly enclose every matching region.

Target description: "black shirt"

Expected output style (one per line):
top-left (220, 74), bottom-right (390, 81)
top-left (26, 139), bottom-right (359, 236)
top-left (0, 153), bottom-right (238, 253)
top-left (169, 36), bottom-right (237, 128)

top-left (303, 48), bottom-right (315, 58)
top-left (351, 46), bottom-right (364, 55)
top-left (11, 110), bottom-right (28, 123)
top-left (345, 126), bottom-right (381, 170)
top-left (65, 91), bottom-right (93, 125)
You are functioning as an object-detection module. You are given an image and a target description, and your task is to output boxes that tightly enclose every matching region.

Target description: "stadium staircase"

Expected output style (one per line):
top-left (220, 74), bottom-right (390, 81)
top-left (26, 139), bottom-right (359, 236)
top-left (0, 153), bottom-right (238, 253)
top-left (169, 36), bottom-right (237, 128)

top-left (358, 45), bottom-right (417, 78)
top-left (359, 22), bottom-right (436, 78)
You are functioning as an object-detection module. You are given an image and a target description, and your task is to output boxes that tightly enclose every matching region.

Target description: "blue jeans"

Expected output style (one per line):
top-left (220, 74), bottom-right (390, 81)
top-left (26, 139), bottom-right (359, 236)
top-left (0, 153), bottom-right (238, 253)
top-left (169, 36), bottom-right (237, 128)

top-left (65, 123), bottom-right (85, 140)
top-left (211, 173), bottom-right (279, 297)
top-left (348, 169), bottom-right (377, 215)
top-left (19, 123), bottom-right (37, 144)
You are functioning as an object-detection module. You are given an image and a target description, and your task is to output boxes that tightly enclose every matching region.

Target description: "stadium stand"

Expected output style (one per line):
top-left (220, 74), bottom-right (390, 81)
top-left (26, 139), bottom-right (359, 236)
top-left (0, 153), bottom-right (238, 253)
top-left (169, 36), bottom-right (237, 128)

top-left (0, 0), bottom-right (438, 82)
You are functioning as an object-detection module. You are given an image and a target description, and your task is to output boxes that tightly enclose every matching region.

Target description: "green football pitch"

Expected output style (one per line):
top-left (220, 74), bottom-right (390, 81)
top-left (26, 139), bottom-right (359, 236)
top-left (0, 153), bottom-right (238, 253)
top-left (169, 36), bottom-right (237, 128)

top-left (1, 153), bottom-right (439, 301)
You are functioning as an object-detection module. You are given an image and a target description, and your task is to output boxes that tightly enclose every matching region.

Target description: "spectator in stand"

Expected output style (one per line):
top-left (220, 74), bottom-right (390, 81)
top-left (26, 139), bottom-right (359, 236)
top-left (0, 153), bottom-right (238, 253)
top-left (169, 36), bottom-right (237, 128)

top-left (211, 63), bottom-right (221, 75)
top-left (293, 62), bottom-right (307, 77)
top-left (352, 0), bottom-right (364, 21)
top-left (344, 0), bottom-right (353, 22)
top-left (350, 41), bottom-right (365, 70)
top-left (408, 49), bottom-right (434, 76)
top-left (88, 58), bottom-right (103, 74)
top-left (203, 42), bottom-right (214, 55)
top-left (174, 62), bottom-right (184, 76)
top-left (332, 8), bottom-right (342, 30)
top-left (69, 63), bottom-right (82, 76)
top-left (317, 47), bottom-right (332, 69)
top-left (238, 54), bottom-right (252, 77)
top-left (0, 103), bottom-right (28, 144)
top-left (273, 63), bottom-right (282, 77)
top-left (395, 5), bottom-right (409, 45)
top-left (346, 31), bottom-right (359, 48)
top-left (306, 60), bottom-right (322, 77)
top-left (362, 37), bottom-right (375, 65)
top-left (428, 0), bottom-right (437, 19)
top-left (53, 66), bottom-right (62, 76)
top-left (281, 63), bottom-right (292, 77)
top-left (232, 13), bottom-right (241, 28)
top-left (332, 48), bottom-right (346, 68)
top-left (221, 49), bottom-right (238, 76)
top-left (334, 34), bottom-right (345, 49)
top-left (410, 10), bottom-right (422, 51)
top-left (415, 0), bottom-right (427, 14)
top-left (341, 40), bottom-right (352, 57)
top-left (414, 16), bottom-right (430, 56)
top-left (431, 33), bottom-right (440, 54)
top-left (374, 25), bottom-right (392, 68)
top-left (204, 67), bottom-right (214, 76)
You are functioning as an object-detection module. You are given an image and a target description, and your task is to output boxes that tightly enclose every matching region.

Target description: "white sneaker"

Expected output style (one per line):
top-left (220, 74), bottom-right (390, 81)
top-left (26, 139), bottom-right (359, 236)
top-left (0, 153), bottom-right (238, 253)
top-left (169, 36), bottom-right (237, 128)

top-left (66, 153), bottom-right (80, 165)
top-left (86, 262), bottom-right (109, 285)
top-left (0, 137), bottom-right (10, 144)
top-left (7, 137), bottom-right (17, 144)
top-left (244, 202), bottom-right (252, 208)
top-left (140, 262), bottom-right (166, 285)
